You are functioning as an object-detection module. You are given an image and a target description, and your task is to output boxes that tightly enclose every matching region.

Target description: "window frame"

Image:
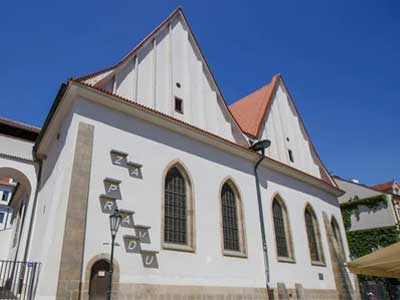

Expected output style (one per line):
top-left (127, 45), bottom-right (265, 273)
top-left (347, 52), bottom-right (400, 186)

top-left (271, 195), bottom-right (295, 263)
top-left (219, 178), bottom-right (247, 258)
top-left (161, 161), bottom-right (195, 252)
top-left (304, 204), bottom-right (325, 266)
top-left (1, 191), bottom-right (9, 202)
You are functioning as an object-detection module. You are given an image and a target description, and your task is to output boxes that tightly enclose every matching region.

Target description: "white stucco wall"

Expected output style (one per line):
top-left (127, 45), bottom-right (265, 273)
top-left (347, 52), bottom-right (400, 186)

top-left (335, 178), bottom-right (398, 231)
top-left (260, 83), bottom-right (323, 179)
top-left (101, 15), bottom-right (246, 147)
top-left (28, 111), bottom-right (79, 299)
top-left (71, 97), bottom-right (347, 291)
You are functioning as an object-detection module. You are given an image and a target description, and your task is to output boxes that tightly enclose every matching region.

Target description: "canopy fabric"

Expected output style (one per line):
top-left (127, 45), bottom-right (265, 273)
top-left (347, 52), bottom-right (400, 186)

top-left (347, 242), bottom-right (400, 278)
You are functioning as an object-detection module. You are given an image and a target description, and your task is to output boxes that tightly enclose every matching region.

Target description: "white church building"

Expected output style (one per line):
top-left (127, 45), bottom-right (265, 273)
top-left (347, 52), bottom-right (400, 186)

top-left (0, 8), bottom-right (358, 300)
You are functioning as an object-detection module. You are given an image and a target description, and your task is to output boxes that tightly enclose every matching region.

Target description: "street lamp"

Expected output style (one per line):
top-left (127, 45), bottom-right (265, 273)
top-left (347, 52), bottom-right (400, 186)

top-left (250, 139), bottom-right (271, 155)
top-left (250, 139), bottom-right (271, 284)
top-left (107, 209), bottom-right (122, 300)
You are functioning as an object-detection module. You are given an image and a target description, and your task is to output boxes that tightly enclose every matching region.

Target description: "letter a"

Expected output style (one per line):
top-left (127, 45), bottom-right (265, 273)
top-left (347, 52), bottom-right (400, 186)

top-left (122, 215), bottom-right (131, 225)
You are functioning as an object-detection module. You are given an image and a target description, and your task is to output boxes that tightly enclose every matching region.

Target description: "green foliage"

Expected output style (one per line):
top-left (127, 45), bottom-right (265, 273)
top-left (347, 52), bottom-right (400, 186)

top-left (340, 194), bottom-right (388, 210)
top-left (340, 194), bottom-right (388, 230)
top-left (347, 225), bottom-right (400, 285)
top-left (347, 225), bottom-right (400, 259)
top-left (342, 194), bottom-right (400, 292)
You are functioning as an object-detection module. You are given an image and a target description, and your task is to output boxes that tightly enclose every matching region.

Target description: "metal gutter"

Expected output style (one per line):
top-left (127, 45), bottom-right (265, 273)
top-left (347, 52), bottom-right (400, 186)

top-left (33, 82), bottom-right (68, 156)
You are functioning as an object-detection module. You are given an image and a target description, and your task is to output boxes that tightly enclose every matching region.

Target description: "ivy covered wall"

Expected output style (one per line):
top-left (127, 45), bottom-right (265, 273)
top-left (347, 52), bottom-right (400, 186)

top-left (341, 195), bottom-right (400, 299)
top-left (347, 225), bottom-right (400, 259)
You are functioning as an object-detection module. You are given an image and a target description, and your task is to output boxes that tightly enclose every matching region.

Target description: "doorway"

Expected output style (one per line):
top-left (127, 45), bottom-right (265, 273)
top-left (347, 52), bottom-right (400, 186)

top-left (89, 260), bottom-right (110, 300)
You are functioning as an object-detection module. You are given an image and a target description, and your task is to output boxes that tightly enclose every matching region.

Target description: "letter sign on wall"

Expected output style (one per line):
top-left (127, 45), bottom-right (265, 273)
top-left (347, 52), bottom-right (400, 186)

top-left (119, 210), bottom-right (135, 229)
top-left (123, 236), bottom-right (142, 254)
top-left (127, 162), bottom-right (143, 179)
top-left (99, 195), bottom-right (117, 214)
top-left (96, 149), bottom-right (159, 268)
top-left (110, 150), bottom-right (128, 167)
top-left (141, 250), bottom-right (159, 269)
top-left (103, 178), bottom-right (122, 200)
top-left (110, 149), bottom-right (143, 180)
top-left (135, 225), bottom-right (151, 244)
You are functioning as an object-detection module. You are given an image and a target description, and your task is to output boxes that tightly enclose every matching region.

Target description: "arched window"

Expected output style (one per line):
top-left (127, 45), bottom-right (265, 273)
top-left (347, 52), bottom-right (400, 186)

top-left (331, 216), bottom-right (345, 258)
top-left (272, 196), bottom-right (294, 261)
top-left (162, 164), bottom-right (194, 251)
top-left (221, 180), bottom-right (246, 256)
top-left (305, 205), bottom-right (325, 264)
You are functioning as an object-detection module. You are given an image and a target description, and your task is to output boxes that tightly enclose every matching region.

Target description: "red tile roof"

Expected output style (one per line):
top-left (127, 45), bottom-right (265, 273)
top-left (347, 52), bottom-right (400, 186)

top-left (229, 74), bottom-right (280, 138)
top-left (0, 177), bottom-right (10, 184)
top-left (71, 80), bottom-right (341, 193)
top-left (0, 177), bottom-right (15, 187)
top-left (373, 180), bottom-right (394, 192)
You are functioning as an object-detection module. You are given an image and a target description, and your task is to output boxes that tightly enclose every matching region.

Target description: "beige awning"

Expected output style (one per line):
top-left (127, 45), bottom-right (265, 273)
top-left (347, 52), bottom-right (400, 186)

top-left (347, 242), bottom-right (400, 278)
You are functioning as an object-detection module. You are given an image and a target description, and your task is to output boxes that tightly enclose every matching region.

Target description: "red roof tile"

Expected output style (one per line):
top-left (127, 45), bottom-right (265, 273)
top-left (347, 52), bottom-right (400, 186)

top-left (373, 180), bottom-right (394, 192)
top-left (229, 74), bottom-right (280, 138)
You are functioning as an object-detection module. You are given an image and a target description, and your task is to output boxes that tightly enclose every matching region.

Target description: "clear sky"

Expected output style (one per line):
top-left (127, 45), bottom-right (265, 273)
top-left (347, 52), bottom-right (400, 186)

top-left (1, 0), bottom-right (398, 186)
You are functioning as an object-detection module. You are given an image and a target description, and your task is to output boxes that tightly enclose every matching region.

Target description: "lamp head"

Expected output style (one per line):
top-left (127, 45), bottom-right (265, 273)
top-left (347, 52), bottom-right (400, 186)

top-left (250, 139), bottom-right (271, 154)
top-left (109, 209), bottom-right (122, 237)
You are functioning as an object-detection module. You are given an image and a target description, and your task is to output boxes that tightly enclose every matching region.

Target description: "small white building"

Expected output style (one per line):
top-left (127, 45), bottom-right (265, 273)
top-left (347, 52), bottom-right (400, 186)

top-left (334, 177), bottom-right (400, 232)
top-left (0, 8), bottom-right (358, 300)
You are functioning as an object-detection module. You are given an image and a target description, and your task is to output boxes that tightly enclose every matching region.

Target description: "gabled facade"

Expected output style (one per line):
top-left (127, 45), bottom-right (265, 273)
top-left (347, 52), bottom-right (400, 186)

top-left (229, 75), bottom-right (335, 184)
top-left (77, 9), bottom-right (247, 147)
top-left (0, 8), bottom-right (359, 300)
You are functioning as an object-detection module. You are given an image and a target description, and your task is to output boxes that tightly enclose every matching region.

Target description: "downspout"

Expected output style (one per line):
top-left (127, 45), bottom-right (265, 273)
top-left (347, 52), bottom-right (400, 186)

top-left (250, 140), bottom-right (271, 287)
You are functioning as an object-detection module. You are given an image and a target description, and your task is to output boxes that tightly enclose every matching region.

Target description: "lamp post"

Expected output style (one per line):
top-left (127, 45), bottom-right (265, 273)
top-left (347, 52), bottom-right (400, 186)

top-left (107, 209), bottom-right (122, 300)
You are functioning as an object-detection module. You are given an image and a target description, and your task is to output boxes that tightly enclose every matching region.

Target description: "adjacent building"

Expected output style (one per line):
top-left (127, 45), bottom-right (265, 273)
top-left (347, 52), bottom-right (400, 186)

top-left (0, 8), bottom-right (358, 300)
top-left (334, 177), bottom-right (400, 298)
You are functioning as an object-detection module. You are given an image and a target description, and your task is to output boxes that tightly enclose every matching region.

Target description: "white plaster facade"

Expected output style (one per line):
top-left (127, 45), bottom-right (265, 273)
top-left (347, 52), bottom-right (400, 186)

top-left (0, 8), bottom-right (358, 300)
top-left (334, 177), bottom-right (400, 231)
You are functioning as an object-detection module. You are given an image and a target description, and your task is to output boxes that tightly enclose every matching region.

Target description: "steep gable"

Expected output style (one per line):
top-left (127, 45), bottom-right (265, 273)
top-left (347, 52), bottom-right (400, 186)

top-left (230, 75), bottom-right (335, 185)
top-left (75, 8), bottom-right (247, 146)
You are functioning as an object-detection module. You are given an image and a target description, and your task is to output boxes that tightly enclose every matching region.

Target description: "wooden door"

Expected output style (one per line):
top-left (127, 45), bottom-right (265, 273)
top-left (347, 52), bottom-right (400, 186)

top-left (89, 260), bottom-right (110, 300)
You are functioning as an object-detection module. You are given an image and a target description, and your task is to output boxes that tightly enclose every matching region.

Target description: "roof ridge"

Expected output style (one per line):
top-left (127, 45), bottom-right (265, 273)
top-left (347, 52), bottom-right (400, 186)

top-left (74, 7), bottom-right (182, 82)
top-left (229, 74), bottom-right (280, 138)
top-left (253, 74), bottom-right (280, 137)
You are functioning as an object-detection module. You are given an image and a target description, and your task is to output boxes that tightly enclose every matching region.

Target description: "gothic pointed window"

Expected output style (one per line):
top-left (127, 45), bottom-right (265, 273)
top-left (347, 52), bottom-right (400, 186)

top-left (305, 205), bottom-right (325, 265)
top-left (272, 196), bottom-right (294, 261)
top-left (221, 180), bottom-right (246, 256)
top-left (162, 163), bottom-right (194, 251)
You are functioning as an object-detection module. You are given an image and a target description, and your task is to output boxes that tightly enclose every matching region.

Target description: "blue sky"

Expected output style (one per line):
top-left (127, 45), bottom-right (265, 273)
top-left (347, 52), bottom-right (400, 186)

top-left (1, 1), bottom-right (398, 186)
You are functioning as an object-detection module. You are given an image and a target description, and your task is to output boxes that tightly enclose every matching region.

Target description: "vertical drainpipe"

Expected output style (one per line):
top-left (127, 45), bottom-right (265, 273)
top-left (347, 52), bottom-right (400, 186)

top-left (252, 143), bottom-right (271, 286)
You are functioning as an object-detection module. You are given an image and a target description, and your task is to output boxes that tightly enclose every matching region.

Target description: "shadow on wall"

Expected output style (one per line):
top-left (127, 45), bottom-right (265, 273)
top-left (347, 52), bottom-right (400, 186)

top-left (39, 111), bottom-right (74, 188)
top-left (258, 166), bottom-right (340, 208)
top-left (75, 99), bottom-right (254, 175)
